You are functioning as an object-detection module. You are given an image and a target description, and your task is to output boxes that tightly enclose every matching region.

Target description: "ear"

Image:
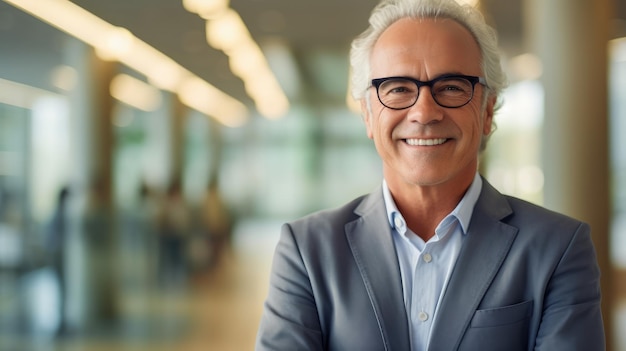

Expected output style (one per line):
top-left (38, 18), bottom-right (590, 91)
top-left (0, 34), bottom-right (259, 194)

top-left (483, 95), bottom-right (496, 136)
top-left (360, 99), bottom-right (374, 139)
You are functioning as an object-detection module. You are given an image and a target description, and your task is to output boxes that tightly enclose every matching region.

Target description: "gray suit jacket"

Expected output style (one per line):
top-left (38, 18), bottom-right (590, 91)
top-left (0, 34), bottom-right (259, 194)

top-left (255, 179), bottom-right (605, 350)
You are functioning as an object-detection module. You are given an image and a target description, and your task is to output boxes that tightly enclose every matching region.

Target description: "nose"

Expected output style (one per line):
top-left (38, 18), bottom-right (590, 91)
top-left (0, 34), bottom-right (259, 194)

top-left (405, 87), bottom-right (444, 125)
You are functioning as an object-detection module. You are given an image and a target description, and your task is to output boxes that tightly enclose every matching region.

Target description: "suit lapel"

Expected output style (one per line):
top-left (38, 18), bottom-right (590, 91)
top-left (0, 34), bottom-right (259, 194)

top-left (428, 180), bottom-right (518, 351)
top-left (346, 189), bottom-right (411, 351)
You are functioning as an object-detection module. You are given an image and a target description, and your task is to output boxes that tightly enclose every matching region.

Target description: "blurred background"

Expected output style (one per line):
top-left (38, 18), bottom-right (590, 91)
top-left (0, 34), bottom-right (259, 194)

top-left (0, 0), bottom-right (624, 350)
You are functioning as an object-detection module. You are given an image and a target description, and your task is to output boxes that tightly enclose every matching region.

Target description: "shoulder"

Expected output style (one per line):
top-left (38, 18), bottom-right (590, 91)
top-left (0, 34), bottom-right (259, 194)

top-left (286, 194), bottom-right (369, 235)
top-left (272, 194), bottom-right (376, 271)
top-left (493, 194), bottom-right (593, 265)
top-left (477, 178), bottom-right (588, 233)
top-left (502, 195), bottom-right (588, 233)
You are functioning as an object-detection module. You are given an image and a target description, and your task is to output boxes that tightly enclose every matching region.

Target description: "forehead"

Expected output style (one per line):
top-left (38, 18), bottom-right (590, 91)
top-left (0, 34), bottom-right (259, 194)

top-left (371, 18), bottom-right (483, 77)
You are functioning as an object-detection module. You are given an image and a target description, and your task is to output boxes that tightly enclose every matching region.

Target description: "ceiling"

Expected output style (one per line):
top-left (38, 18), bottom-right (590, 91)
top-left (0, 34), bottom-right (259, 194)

top-left (67, 0), bottom-right (383, 108)
top-left (2, 0), bottom-right (626, 114)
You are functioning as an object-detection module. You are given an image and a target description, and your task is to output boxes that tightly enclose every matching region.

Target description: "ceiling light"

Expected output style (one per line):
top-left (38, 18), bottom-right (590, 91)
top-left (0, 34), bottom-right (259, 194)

top-left (4, 0), bottom-right (248, 126)
top-left (183, 0), bottom-right (229, 19)
top-left (228, 43), bottom-right (266, 77)
top-left (188, 1), bottom-right (290, 119)
top-left (179, 76), bottom-right (248, 127)
top-left (96, 26), bottom-right (134, 61)
top-left (205, 9), bottom-right (250, 53)
top-left (110, 74), bottom-right (162, 112)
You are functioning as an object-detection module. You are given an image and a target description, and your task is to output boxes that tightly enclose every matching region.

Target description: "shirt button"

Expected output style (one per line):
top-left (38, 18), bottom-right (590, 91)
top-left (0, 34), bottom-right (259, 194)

top-left (394, 216), bottom-right (404, 230)
top-left (418, 311), bottom-right (429, 321)
top-left (423, 253), bottom-right (432, 263)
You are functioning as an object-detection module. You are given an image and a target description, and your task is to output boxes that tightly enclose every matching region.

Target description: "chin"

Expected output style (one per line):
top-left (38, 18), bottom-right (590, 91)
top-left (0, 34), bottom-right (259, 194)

top-left (403, 166), bottom-right (473, 188)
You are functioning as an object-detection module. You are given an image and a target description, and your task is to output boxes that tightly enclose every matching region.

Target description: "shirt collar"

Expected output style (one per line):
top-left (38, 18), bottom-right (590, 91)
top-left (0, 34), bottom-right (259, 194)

top-left (382, 173), bottom-right (483, 235)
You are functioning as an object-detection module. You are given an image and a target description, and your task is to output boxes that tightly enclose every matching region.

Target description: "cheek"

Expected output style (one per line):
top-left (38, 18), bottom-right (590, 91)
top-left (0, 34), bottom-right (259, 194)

top-left (465, 104), bottom-right (491, 137)
top-left (365, 109), bottom-right (389, 141)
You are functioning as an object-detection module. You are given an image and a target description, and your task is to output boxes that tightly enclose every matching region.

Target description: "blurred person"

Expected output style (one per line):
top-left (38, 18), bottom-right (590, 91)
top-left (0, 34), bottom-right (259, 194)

top-left (136, 181), bottom-right (161, 283)
top-left (121, 180), bottom-right (161, 289)
top-left (156, 181), bottom-right (191, 288)
top-left (0, 186), bottom-right (22, 268)
top-left (131, 181), bottom-right (159, 246)
top-left (200, 177), bottom-right (234, 268)
top-left (44, 186), bottom-right (70, 336)
top-left (255, 0), bottom-right (605, 350)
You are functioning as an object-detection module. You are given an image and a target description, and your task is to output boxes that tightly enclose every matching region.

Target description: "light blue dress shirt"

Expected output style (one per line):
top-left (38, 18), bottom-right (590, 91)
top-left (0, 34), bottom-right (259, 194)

top-left (382, 173), bottom-right (482, 351)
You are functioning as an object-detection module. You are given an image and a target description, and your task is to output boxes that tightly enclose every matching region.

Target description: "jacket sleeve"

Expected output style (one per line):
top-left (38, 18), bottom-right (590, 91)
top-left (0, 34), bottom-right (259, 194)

top-left (534, 222), bottom-right (605, 350)
top-left (255, 223), bottom-right (324, 351)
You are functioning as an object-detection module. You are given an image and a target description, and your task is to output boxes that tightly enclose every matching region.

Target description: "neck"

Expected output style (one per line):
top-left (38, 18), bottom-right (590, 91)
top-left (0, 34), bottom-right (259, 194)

top-left (387, 175), bottom-right (474, 242)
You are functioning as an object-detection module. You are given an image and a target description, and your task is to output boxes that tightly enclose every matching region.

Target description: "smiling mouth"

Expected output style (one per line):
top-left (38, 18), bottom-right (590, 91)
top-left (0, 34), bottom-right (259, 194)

top-left (404, 138), bottom-right (448, 146)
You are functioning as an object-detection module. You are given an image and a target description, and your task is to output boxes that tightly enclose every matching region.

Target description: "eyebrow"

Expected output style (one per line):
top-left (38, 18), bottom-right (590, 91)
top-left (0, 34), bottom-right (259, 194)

top-left (411, 72), bottom-right (473, 80)
top-left (373, 72), bottom-right (478, 81)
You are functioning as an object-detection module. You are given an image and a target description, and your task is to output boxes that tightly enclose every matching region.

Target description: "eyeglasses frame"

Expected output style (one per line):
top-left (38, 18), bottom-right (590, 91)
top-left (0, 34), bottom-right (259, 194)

top-left (370, 74), bottom-right (487, 110)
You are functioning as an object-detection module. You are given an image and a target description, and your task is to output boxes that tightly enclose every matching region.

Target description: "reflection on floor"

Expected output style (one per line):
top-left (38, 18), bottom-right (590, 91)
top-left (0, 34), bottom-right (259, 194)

top-left (1, 218), bottom-right (625, 350)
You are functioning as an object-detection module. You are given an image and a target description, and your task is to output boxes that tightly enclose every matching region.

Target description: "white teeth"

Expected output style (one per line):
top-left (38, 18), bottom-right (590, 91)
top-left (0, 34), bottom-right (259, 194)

top-left (405, 138), bottom-right (447, 146)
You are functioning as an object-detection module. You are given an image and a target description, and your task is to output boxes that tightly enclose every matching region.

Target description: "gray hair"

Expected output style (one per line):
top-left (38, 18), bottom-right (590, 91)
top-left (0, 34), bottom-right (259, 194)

top-left (350, 0), bottom-right (507, 112)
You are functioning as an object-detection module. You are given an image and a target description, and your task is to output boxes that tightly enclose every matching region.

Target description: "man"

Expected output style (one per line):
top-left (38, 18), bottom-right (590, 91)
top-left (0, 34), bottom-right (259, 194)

top-left (256, 0), bottom-right (605, 350)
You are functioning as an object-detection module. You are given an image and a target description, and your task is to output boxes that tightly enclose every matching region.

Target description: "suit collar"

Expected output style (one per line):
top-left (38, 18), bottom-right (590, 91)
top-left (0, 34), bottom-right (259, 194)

top-left (428, 179), bottom-right (518, 351)
top-left (347, 187), bottom-right (411, 351)
top-left (347, 180), bottom-right (517, 351)
top-left (381, 173), bottom-right (484, 236)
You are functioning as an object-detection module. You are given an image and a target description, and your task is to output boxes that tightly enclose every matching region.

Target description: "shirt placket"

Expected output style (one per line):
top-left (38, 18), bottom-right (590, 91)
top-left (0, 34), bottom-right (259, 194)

top-left (411, 243), bottom-right (436, 346)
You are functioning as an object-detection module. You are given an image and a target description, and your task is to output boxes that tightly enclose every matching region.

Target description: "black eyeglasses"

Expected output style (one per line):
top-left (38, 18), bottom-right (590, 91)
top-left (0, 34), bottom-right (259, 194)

top-left (371, 74), bottom-right (487, 110)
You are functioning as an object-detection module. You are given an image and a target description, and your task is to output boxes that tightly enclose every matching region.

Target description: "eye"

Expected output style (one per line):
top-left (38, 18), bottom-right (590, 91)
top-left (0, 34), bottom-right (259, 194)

top-left (389, 86), bottom-right (410, 94)
top-left (441, 84), bottom-right (464, 92)
top-left (434, 78), bottom-right (472, 96)
top-left (379, 79), bottom-right (417, 95)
